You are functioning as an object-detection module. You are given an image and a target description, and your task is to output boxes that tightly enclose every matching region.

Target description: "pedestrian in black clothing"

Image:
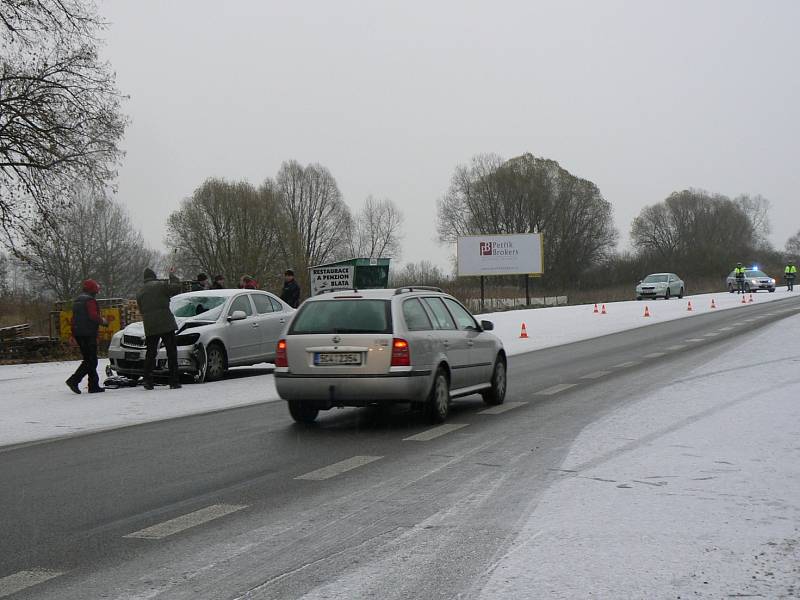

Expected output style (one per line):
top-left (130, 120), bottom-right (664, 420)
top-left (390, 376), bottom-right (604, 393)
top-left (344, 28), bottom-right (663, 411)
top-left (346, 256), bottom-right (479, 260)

top-left (191, 273), bottom-right (209, 291)
top-left (66, 279), bottom-right (108, 394)
top-left (137, 268), bottom-right (183, 389)
top-left (211, 275), bottom-right (225, 289)
top-left (280, 269), bottom-right (301, 308)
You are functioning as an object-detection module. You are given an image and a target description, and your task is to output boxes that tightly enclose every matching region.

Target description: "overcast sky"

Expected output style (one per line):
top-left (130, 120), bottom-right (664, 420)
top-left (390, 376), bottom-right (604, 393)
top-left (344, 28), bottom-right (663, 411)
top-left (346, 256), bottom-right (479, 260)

top-left (100, 0), bottom-right (800, 270)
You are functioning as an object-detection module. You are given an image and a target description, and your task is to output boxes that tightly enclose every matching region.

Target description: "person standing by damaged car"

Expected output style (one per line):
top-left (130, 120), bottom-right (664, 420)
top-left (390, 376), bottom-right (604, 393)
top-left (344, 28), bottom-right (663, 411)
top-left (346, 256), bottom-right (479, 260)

top-left (137, 268), bottom-right (183, 390)
top-left (66, 279), bottom-right (108, 394)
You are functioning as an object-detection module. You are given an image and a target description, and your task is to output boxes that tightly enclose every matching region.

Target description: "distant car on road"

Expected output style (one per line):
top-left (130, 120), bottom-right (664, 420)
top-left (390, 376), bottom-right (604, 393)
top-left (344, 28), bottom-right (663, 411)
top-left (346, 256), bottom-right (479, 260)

top-left (274, 287), bottom-right (506, 424)
top-left (726, 268), bottom-right (776, 293)
top-left (108, 289), bottom-right (294, 382)
top-left (636, 273), bottom-right (685, 300)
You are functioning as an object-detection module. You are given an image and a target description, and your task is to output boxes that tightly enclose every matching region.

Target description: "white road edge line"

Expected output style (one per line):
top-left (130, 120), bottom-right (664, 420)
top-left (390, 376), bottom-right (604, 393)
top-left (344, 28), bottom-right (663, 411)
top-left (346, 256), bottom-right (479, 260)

top-left (536, 383), bottom-right (577, 396)
top-left (703, 332), bottom-right (720, 337)
top-left (403, 424), bottom-right (468, 442)
top-left (123, 504), bottom-right (247, 540)
top-left (0, 569), bottom-right (65, 598)
top-left (685, 338), bottom-right (704, 343)
top-left (643, 352), bottom-right (666, 358)
top-left (295, 455), bottom-right (384, 479)
top-left (664, 345), bottom-right (686, 351)
top-left (479, 401), bottom-right (527, 415)
top-left (579, 371), bottom-right (611, 380)
top-left (611, 361), bottom-right (640, 369)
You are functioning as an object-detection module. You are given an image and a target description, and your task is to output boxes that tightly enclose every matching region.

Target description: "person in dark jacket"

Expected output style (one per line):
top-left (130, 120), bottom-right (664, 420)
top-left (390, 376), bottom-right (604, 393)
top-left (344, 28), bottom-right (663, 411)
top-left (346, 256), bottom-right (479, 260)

top-left (211, 275), bottom-right (225, 289)
top-left (280, 269), bottom-right (301, 308)
top-left (66, 279), bottom-right (108, 394)
top-left (191, 273), bottom-right (209, 292)
top-left (136, 268), bottom-right (183, 390)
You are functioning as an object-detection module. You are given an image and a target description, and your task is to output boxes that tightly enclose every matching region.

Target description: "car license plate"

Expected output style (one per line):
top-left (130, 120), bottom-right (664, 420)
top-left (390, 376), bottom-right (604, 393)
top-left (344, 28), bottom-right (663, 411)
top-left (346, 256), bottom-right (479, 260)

top-left (125, 351), bottom-right (142, 360)
top-left (314, 352), bottom-right (362, 366)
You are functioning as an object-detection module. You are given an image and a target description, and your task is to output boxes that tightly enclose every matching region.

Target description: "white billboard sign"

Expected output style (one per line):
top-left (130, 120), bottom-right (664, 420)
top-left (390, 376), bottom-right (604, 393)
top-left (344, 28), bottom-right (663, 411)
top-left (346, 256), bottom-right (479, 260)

top-left (457, 234), bottom-right (543, 276)
top-left (310, 265), bottom-right (354, 295)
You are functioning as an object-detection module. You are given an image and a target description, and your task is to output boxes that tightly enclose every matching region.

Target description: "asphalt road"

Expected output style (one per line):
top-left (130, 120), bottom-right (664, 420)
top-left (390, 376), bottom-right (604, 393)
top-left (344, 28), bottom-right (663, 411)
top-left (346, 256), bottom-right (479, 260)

top-left (2, 295), bottom-right (800, 599)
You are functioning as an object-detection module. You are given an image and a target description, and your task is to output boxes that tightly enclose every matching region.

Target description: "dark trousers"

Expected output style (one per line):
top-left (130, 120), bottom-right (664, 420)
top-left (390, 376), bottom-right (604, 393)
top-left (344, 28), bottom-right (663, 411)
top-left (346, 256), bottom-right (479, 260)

top-left (787, 275), bottom-right (795, 291)
top-left (144, 331), bottom-right (179, 385)
top-left (736, 278), bottom-right (745, 293)
top-left (69, 336), bottom-right (100, 390)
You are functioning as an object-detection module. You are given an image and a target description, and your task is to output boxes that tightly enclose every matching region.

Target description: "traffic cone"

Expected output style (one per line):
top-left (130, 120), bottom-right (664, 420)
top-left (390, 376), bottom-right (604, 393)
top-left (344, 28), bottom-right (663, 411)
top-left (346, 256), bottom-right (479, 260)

top-left (519, 323), bottom-right (529, 339)
top-left (687, 300), bottom-right (693, 312)
top-left (711, 298), bottom-right (717, 309)
top-left (643, 305), bottom-right (651, 317)
top-left (601, 304), bottom-right (607, 315)
top-left (741, 295), bottom-right (747, 304)
top-left (593, 303), bottom-right (599, 314)
top-left (748, 294), bottom-right (754, 303)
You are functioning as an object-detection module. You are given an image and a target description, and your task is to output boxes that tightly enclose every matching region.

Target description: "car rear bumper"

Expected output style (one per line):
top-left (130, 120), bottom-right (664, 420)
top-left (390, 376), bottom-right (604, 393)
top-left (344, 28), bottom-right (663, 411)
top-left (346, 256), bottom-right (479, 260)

top-left (275, 370), bottom-right (432, 406)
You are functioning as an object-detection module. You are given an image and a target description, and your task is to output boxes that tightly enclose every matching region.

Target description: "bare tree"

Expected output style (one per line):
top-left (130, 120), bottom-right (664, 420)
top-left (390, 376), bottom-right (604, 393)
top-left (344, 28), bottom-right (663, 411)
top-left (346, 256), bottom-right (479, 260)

top-left (786, 230), bottom-right (800, 258)
top-left (390, 260), bottom-right (449, 287)
top-left (346, 196), bottom-right (403, 259)
top-left (166, 178), bottom-right (285, 286)
top-left (0, 0), bottom-right (127, 244)
top-left (270, 160), bottom-right (351, 272)
top-left (13, 186), bottom-right (156, 299)
top-left (735, 194), bottom-right (771, 249)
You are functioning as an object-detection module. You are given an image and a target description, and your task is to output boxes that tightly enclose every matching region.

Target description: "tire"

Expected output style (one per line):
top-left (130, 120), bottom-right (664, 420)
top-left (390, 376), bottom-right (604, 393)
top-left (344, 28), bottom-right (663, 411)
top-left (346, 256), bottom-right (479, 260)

top-left (636, 296), bottom-right (642, 301)
top-left (678, 287), bottom-right (684, 299)
top-left (288, 400), bottom-right (319, 424)
top-left (769, 288), bottom-right (775, 293)
top-left (665, 288), bottom-right (671, 300)
top-left (482, 357), bottom-right (507, 406)
top-left (204, 342), bottom-right (227, 382)
top-left (728, 283), bottom-right (734, 293)
top-left (744, 283), bottom-right (751, 293)
top-left (427, 368), bottom-right (450, 424)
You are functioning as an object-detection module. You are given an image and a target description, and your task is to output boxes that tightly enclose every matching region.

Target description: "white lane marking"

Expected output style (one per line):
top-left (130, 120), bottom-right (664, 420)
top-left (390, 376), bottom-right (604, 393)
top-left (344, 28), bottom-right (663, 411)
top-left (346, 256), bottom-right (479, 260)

top-left (124, 504), bottom-right (247, 539)
top-left (703, 332), bottom-right (719, 337)
top-left (612, 361), bottom-right (640, 368)
top-left (685, 338), bottom-right (704, 343)
top-left (718, 326), bottom-right (734, 331)
top-left (0, 569), bottom-right (65, 598)
top-left (580, 371), bottom-right (611, 380)
top-left (479, 401), bottom-right (527, 415)
top-left (665, 345), bottom-right (686, 351)
top-left (536, 383), bottom-right (577, 396)
top-left (643, 352), bottom-right (666, 358)
top-left (295, 455), bottom-right (383, 479)
top-left (403, 424), bottom-right (468, 442)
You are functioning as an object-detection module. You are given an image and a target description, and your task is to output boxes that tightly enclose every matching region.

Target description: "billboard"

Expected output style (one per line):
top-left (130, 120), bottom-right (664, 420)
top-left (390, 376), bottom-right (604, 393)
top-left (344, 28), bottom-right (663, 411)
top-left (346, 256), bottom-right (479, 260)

top-left (457, 233), bottom-right (543, 276)
top-left (310, 265), bottom-right (355, 296)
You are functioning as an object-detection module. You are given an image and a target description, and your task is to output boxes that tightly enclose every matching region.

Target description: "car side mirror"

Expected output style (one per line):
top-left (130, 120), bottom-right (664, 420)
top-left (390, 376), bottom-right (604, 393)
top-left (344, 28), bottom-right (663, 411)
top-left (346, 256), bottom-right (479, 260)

top-left (480, 320), bottom-right (494, 331)
top-left (228, 310), bottom-right (247, 322)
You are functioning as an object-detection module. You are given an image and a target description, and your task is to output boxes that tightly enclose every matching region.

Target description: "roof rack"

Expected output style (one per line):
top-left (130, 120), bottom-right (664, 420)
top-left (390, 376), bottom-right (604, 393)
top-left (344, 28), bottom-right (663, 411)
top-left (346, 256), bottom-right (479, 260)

top-left (317, 288), bottom-right (360, 295)
top-left (393, 286), bottom-right (444, 295)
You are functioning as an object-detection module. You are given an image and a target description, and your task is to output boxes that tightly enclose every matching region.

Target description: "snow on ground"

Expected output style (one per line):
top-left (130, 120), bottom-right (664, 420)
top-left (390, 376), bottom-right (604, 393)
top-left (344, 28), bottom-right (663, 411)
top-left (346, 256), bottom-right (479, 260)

top-left (481, 285), bottom-right (795, 356)
top-left (478, 314), bottom-right (800, 599)
top-left (0, 287), bottom-right (795, 448)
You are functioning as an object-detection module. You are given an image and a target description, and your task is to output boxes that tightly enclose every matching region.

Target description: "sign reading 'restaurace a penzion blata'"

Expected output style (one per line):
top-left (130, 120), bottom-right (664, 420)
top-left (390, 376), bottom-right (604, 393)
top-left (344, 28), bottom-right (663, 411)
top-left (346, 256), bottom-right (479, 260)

top-left (457, 234), bottom-right (544, 276)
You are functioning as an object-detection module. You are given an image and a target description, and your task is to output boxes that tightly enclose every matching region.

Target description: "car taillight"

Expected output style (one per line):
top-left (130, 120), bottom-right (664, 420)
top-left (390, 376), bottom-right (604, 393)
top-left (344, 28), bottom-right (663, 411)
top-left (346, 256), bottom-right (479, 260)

top-left (391, 338), bottom-right (410, 367)
top-left (275, 339), bottom-right (288, 368)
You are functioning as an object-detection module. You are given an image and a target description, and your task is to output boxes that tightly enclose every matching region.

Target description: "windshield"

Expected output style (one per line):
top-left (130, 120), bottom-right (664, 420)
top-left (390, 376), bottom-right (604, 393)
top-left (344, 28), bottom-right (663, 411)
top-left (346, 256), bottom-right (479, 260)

top-left (746, 270), bottom-right (768, 278)
top-left (642, 274), bottom-right (669, 283)
top-left (170, 295), bottom-right (228, 320)
top-left (289, 299), bottom-right (392, 334)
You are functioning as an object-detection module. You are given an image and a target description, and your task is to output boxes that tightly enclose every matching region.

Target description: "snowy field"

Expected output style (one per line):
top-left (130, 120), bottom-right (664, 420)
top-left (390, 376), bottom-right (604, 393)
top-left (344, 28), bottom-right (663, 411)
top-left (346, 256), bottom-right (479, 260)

top-left (479, 313), bottom-right (800, 599)
top-left (0, 287), bottom-right (795, 448)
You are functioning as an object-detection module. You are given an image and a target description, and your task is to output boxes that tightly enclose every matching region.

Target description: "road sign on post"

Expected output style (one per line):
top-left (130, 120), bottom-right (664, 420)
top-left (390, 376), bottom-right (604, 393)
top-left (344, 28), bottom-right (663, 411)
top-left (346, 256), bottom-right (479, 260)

top-left (309, 257), bottom-right (391, 296)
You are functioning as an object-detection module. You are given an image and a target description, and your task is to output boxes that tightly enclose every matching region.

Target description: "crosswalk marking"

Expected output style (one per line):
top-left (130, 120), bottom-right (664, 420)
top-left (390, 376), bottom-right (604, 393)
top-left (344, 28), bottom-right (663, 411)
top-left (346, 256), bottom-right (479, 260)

top-left (536, 383), bottom-right (577, 396)
top-left (124, 504), bottom-right (247, 539)
top-left (403, 424), bottom-right (468, 441)
top-left (479, 401), bottom-right (527, 415)
top-left (580, 371), bottom-right (611, 380)
top-left (0, 569), bottom-right (64, 598)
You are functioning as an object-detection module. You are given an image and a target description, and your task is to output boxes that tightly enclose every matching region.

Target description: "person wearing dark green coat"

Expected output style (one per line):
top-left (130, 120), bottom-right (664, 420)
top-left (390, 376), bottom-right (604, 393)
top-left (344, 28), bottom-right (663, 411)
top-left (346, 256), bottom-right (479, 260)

top-left (136, 268), bottom-right (183, 389)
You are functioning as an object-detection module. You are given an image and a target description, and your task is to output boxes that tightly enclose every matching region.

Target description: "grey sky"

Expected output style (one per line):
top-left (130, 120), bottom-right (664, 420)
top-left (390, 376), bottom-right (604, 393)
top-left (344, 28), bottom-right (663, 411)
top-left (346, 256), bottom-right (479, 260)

top-left (101, 0), bottom-right (800, 269)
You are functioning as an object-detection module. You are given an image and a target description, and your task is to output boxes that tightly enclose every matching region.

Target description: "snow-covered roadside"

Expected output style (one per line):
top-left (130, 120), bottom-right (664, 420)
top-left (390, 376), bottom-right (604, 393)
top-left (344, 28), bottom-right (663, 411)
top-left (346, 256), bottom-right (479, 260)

top-left (481, 286), bottom-right (795, 356)
top-left (0, 360), bottom-right (279, 448)
top-left (478, 314), bottom-right (800, 599)
top-left (0, 287), bottom-right (795, 449)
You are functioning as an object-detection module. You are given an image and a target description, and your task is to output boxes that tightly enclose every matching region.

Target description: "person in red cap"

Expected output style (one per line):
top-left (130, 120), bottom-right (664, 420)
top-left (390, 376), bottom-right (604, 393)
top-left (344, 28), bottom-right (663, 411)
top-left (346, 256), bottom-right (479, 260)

top-left (66, 279), bottom-right (108, 394)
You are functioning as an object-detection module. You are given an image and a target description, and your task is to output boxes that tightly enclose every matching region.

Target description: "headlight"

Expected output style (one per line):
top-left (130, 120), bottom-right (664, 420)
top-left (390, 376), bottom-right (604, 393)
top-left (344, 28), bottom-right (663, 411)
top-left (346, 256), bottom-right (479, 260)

top-left (751, 279), bottom-right (758, 284)
top-left (770, 278), bottom-right (775, 284)
top-left (175, 332), bottom-right (201, 346)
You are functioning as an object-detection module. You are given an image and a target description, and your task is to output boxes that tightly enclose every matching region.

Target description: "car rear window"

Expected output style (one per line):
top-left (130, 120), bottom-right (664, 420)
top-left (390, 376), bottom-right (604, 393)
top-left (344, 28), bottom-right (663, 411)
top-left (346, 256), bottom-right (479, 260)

top-left (289, 299), bottom-right (392, 334)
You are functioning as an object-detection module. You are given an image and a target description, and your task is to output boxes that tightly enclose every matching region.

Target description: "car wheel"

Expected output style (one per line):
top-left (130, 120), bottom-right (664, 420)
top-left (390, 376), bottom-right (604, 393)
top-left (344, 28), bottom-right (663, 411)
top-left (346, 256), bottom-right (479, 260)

top-left (678, 287), bottom-right (684, 299)
top-left (427, 368), bottom-right (450, 424)
top-left (636, 296), bottom-right (642, 301)
top-left (769, 288), bottom-right (775, 293)
top-left (744, 283), bottom-right (751, 293)
top-left (665, 288), bottom-right (671, 300)
top-left (481, 357), bottom-right (507, 406)
top-left (288, 400), bottom-right (319, 424)
top-left (204, 342), bottom-right (227, 382)
top-left (728, 283), bottom-right (734, 293)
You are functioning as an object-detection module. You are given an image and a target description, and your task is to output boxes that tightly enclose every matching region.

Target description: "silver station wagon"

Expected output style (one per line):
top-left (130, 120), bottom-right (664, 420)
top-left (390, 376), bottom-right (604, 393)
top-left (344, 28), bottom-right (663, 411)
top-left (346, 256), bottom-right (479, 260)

top-left (274, 287), bottom-right (507, 424)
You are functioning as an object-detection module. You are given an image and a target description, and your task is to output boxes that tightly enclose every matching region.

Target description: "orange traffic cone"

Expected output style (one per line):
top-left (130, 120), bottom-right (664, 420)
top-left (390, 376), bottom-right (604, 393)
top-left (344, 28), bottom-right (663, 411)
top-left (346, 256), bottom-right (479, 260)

top-left (687, 300), bottom-right (693, 312)
top-left (711, 298), bottom-right (717, 309)
top-left (748, 294), bottom-right (754, 303)
top-left (741, 295), bottom-right (747, 304)
top-left (601, 304), bottom-right (607, 315)
top-left (593, 303), bottom-right (599, 314)
top-left (519, 323), bottom-right (529, 339)
top-left (643, 305), bottom-right (651, 317)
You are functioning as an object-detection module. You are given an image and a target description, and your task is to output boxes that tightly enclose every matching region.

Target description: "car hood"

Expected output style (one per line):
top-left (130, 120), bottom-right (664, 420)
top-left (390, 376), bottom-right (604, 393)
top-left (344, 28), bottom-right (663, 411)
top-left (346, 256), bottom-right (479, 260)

top-left (122, 317), bottom-right (216, 336)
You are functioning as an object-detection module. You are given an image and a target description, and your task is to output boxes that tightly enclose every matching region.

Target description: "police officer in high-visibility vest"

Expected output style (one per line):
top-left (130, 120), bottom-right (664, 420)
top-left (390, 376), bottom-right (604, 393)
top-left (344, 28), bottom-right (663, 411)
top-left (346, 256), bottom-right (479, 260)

top-left (734, 262), bottom-right (746, 294)
top-left (786, 261), bottom-right (797, 292)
